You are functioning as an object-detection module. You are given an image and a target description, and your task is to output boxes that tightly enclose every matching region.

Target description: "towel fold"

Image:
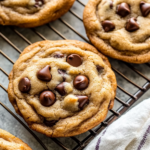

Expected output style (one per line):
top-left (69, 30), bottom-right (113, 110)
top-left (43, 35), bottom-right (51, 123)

top-left (84, 99), bottom-right (150, 150)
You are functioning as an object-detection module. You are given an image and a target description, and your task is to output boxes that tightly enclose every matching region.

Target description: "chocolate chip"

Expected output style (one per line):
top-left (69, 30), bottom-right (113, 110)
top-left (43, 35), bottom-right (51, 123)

top-left (58, 69), bottom-right (66, 81)
top-left (102, 20), bottom-right (115, 32)
top-left (37, 65), bottom-right (52, 82)
top-left (55, 82), bottom-right (66, 96)
top-left (110, 1), bottom-right (113, 9)
top-left (73, 75), bottom-right (89, 90)
top-left (140, 1), bottom-right (150, 17)
top-left (53, 53), bottom-right (64, 58)
top-left (67, 54), bottom-right (82, 67)
top-left (96, 65), bottom-right (104, 72)
top-left (116, 3), bottom-right (130, 17)
top-left (35, 0), bottom-right (44, 7)
top-left (19, 77), bottom-right (31, 93)
top-left (77, 95), bottom-right (89, 109)
top-left (44, 120), bottom-right (58, 127)
top-left (40, 91), bottom-right (56, 107)
top-left (126, 18), bottom-right (139, 32)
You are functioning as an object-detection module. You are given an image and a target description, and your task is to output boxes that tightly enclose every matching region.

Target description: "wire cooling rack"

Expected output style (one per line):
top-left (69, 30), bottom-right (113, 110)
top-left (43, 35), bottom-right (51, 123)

top-left (0, 0), bottom-right (150, 150)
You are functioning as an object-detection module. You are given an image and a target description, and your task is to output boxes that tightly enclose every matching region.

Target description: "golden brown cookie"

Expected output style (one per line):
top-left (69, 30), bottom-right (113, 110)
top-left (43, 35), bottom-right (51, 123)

top-left (83, 0), bottom-right (150, 63)
top-left (0, 0), bottom-right (75, 27)
top-left (0, 128), bottom-right (32, 150)
top-left (8, 40), bottom-right (117, 137)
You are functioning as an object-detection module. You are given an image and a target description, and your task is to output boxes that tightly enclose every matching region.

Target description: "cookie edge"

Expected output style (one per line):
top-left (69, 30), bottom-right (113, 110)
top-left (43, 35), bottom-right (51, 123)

top-left (0, 128), bottom-right (32, 150)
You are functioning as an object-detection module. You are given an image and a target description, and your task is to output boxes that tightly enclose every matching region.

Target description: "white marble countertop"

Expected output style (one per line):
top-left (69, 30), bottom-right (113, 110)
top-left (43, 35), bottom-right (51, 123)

top-left (0, 0), bottom-right (150, 149)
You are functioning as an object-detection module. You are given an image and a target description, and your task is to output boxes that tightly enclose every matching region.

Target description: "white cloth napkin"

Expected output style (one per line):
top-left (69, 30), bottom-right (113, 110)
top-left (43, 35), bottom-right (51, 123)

top-left (84, 98), bottom-right (150, 150)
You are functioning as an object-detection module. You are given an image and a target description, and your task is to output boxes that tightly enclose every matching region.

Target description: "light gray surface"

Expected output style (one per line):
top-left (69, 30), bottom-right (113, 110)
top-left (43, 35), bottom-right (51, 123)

top-left (0, 0), bottom-right (150, 149)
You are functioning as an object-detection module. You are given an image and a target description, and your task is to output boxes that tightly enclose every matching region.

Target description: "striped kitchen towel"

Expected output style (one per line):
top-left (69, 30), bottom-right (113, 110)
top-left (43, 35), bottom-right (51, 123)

top-left (84, 98), bottom-right (150, 150)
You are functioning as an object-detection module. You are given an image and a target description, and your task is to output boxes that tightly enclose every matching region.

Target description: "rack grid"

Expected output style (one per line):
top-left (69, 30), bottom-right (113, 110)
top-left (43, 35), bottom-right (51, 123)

top-left (0, 0), bottom-right (150, 150)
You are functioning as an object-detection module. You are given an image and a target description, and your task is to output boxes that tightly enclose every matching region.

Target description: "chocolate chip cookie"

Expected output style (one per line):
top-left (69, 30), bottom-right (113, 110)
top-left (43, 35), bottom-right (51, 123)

top-left (83, 0), bottom-right (150, 63)
top-left (0, 0), bottom-right (75, 27)
top-left (8, 40), bottom-right (117, 137)
top-left (0, 128), bottom-right (32, 150)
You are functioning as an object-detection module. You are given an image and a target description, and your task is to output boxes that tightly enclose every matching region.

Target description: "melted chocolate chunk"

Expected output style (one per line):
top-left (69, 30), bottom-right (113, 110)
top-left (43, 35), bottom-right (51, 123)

top-left (140, 1), bottom-right (150, 17)
top-left (67, 54), bottom-right (82, 67)
top-left (35, 0), bottom-right (44, 7)
top-left (110, 1), bottom-right (113, 9)
top-left (96, 65), bottom-right (104, 72)
top-left (102, 20), bottom-right (115, 32)
top-left (58, 69), bottom-right (66, 81)
top-left (19, 77), bottom-right (31, 93)
top-left (55, 82), bottom-right (66, 96)
top-left (73, 75), bottom-right (89, 90)
top-left (37, 65), bottom-right (52, 82)
top-left (40, 91), bottom-right (56, 107)
top-left (126, 18), bottom-right (139, 32)
top-left (44, 120), bottom-right (58, 127)
top-left (117, 3), bottom-right (130, 17)
top-left (77, 95), bottom-right (89, 109)
top-left (53, 53), bottom-right (64, 58)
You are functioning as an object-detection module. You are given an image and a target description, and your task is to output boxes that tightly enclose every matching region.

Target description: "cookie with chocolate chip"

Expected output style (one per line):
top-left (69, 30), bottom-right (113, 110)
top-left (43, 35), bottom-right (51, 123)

top-left (0, 128), bottom-right (32, 150)
top-left (0, 0), bottom-right (75, 27)
top-left (8, 40), bottom-right (117, 137)
top-left (83, 0), bottom-right (150, 63)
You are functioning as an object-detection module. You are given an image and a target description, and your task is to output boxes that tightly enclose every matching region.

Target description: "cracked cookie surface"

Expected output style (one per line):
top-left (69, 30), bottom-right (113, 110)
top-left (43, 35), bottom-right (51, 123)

top-left (0, 0), bottom-right (75, 27)
top-left (8, 40), bottom-right (117, 137)
top-left (0, 128), bottom-right (32, 150)
top-left (83, 0), bottom-right (150, 63)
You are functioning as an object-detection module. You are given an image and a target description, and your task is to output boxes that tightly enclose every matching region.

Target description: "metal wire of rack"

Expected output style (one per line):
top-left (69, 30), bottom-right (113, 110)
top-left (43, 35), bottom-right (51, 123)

top-left (0, 0), bottom-right (150, 150)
